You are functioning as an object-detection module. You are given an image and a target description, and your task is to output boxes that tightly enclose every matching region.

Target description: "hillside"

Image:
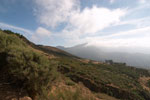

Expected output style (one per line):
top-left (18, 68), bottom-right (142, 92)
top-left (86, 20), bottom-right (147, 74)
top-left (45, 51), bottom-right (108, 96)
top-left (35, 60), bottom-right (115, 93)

top-left (0, 29), bottom-right (150, 100)
top-left (57, 44), bottom-right (150, 68)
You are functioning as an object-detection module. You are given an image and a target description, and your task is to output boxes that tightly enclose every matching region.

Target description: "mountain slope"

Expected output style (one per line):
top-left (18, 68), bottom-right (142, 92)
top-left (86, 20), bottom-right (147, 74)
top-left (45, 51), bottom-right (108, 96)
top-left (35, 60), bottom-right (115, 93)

top-left (0, 29), bottom-right (150, 100)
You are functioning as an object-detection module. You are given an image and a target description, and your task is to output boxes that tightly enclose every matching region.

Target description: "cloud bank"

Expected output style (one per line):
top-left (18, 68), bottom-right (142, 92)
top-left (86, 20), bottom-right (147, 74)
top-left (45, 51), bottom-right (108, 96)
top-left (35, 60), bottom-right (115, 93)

top-left (33, 0), bottom-right (128, 46)
top-left (1, 0), bottom-right (150, 54)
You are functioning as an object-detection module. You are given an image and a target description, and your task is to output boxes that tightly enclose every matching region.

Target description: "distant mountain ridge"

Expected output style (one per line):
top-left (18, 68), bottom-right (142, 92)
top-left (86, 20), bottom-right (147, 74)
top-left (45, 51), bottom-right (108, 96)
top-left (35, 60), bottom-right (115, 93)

top-left (57, 43), bottom-right (150, 68)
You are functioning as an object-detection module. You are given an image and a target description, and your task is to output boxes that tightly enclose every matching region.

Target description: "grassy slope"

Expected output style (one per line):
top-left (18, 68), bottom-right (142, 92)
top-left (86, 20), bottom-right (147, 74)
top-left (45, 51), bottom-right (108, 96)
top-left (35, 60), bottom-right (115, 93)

top-left (57, 58), bottom-right (150, 100)
top-left (0, 30), bottom-right (150, 100)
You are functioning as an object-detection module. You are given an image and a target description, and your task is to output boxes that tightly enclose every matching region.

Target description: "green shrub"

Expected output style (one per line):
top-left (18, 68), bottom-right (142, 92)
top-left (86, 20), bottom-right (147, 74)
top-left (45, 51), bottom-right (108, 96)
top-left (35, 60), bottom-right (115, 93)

top-left (65, 80), bottom-right (75, 86)
top-left (147, 80), bottom-right (150, 87)
top-left (6, 47), bottom-right (56, 99)
top-left (0, 31), bottom-right (57, 99)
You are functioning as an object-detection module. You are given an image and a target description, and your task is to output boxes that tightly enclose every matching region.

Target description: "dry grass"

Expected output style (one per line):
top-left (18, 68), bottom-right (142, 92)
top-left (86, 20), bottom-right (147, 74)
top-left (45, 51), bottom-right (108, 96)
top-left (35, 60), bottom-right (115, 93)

top-left (78, 59), bottom-right (103, 64)
top-left (139, 76), bottom-right (150, 91)
top-left (48, 76), bottom-right (119, 100)
top-left (28, 45), bottom-right (57, 59)
top-left (95, 93), bottom-right (119, 100)
top-left (48, 77), bottom-right (100, 100)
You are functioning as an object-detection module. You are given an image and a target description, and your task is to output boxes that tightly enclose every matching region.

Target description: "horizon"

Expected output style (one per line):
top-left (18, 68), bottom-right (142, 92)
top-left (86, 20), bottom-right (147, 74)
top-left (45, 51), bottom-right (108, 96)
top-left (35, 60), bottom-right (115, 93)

top-left (0, 0), bottom-right (150, 54)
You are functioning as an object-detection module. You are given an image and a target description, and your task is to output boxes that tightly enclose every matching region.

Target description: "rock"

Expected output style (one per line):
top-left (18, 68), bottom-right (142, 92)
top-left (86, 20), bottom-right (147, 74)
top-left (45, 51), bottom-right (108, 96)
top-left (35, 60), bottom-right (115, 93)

top-left (19, 96), bottom-right (32, 100)
top-left (12, 96), bottom-right (32, 100)
top-left (11, 98), bottom-right (17, 100)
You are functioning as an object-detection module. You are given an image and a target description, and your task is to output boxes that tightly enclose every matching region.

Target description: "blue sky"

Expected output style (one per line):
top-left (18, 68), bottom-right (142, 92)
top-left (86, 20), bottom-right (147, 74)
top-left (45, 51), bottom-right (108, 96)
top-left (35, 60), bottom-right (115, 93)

top-left (0, 0), bottom-right (150, 52)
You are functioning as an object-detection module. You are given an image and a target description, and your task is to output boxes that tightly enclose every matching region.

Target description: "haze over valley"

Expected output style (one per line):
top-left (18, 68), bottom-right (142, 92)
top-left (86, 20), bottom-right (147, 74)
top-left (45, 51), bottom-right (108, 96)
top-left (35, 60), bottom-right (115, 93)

top-left (57, 43), bottom-right (150, 68)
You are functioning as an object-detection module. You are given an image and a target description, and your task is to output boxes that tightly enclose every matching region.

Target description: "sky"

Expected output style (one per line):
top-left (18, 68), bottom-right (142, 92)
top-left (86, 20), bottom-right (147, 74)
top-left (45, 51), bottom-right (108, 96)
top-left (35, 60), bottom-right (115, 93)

top-left (0, 0), bottom-right (150, 53)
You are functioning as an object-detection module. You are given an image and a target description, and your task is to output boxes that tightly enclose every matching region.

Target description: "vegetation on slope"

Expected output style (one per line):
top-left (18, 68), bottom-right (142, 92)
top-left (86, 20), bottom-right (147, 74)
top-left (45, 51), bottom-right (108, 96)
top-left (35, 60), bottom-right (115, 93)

top-left (0, 29), bottom-right (150, 100)
top-left (0, 30), bottom-right (58, 99)
top-left (57, 57), bottom-right (150, 100)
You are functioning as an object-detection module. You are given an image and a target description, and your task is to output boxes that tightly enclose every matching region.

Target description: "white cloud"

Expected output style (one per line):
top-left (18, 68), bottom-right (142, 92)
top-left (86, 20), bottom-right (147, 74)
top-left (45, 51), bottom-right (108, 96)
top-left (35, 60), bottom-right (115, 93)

top-left (54, 26), bottom-right (150, 49)
top-left (31, 27), bottom-right (51, 42)
top-left (34, 0), bottom-right (125, 34)
top-left (115, 17), bottom-right (150, 28)
top-left (33, 0), bottom-right (126, 47)
top-left (58, 7), bottom-right (126, 46)
top-left (57, 6), bottom-right (126, 46)
top-left (34, 0), bottom-right (79, 28)
top-left (139, 0), bottom-right (146, 4)
top-left (0, 22), bottom-right (33, 35)
top-left (36, 27), bottom-right (51, 37)
top-left (105, 26), bottom-right (150, 38)
top-left (128, 1), bottom-right (150, 14)
top-left (69, 6), bottom-right (126, 35)
top-left (86, 26), bottom-right (150, 48)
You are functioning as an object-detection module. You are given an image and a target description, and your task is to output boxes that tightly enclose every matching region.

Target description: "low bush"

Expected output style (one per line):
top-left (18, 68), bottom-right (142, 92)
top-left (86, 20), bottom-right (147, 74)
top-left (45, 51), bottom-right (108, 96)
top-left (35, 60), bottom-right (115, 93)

top-left (0, 30), bottom-right (57, 99)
